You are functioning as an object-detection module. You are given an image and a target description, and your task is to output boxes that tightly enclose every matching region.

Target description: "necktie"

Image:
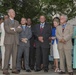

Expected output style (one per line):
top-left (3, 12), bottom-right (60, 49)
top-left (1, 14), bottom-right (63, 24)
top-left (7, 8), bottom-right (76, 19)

top-left (40, 23), bottom-right (44, 28)
top-left (11, 20), bottom-right (14, 24)
top-left (62, 25), bottom-right (66, 33)
top-left (40, 23), bottom-right (44, 33)
top-left (22, 26), bottom-right (25, 31)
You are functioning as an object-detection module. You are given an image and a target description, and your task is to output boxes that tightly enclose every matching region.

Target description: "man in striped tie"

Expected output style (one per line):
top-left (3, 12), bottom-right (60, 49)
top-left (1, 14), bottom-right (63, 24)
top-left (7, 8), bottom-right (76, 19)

top-left (56, 14), bottom-right (73, 75)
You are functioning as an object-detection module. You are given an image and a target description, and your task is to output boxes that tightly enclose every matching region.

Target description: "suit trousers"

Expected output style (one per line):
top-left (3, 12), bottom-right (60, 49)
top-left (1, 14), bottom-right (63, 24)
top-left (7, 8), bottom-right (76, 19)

top-left (3, 43), bottom-right (17, 70)
top-left (36, 47), bottom-right (49, 69)
top-left (58, 49), bottom-right (73, 72)
top-left (17, 45), bottom-right (30, 70)
top-left (1, 45), bottom-right (12, 69)
top-left (29, 46), bottom-right (36, 69)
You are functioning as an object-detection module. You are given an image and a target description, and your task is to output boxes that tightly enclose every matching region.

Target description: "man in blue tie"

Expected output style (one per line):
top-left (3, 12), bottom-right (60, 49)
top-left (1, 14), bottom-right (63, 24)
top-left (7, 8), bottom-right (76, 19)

top-left (16, 18), bottom-right (32, 73)
top-left (3, 9), bottom-right (22, 74)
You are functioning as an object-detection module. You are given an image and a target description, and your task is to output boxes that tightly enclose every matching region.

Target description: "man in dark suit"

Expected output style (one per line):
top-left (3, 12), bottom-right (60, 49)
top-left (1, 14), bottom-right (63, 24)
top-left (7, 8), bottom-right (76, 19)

top-left (16, 18), bottom-right (32, 72)
top-left (34, 15), bottom-right (51, 72)
top-left (3, 9), bottom-right (22, 74)
top-left (27, 18), bottom-right (36, 70)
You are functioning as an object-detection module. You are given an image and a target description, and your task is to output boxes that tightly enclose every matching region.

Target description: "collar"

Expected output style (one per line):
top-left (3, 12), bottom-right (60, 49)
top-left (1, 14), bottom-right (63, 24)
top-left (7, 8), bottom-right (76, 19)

top-left (53, 27), bottom-right (56, 29)
top-left (27, 25), bottom-right (31, 28)
top-left (22, 25), bottom-right (26, 26)
top-left (62, 23), bottom-right (66, 27)
top-left (62, 23), bottom-right (67, 26)
top-left (40, 22), bottom-right (45, 25)
top-left (10, 17), bottom-right (14, 20)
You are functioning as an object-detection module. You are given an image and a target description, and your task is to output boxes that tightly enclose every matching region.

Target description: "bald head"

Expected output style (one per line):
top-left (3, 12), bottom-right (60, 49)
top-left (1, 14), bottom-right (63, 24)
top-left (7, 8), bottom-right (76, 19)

top-left (8, 9), bottom-right (15, 19)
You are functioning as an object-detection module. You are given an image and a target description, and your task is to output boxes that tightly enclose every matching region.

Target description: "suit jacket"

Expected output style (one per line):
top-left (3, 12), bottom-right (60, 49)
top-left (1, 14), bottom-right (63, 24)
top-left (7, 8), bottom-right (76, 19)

top-left (29, 26), bottom-right (35, 47)
top-left (0, 22), bottom-right (5, 46)
top-left (34, 22), bottom-right (51, 48)
top-left (19, 26), bottom-right (32, 47)
top-left (56, 23), bottom-right (73, 50)
top-left (4, 18), bottom-right (22, 45)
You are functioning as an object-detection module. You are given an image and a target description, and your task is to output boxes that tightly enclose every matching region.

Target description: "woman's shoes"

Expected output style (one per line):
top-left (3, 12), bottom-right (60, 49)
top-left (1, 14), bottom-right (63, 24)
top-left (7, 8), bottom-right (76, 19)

top-left (54, 68), bottom-right (61, 73)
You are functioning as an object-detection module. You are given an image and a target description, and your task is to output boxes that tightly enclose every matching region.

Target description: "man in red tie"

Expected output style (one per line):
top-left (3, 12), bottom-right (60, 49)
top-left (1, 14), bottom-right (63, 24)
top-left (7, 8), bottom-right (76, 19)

top-left (34, 15), bottom-right (51, 72)
top-left (56, 14), bottom-right (73, 75)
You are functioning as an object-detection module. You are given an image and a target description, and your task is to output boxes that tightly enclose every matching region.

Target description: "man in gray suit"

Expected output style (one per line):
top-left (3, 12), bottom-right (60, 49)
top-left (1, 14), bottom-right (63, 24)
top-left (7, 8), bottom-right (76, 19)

top-left (56, 14), bottom-right (73, 75)
top-left (3, 9), bottom-right (22, 74)
top-left (16, 18), bottom-right (32, 73)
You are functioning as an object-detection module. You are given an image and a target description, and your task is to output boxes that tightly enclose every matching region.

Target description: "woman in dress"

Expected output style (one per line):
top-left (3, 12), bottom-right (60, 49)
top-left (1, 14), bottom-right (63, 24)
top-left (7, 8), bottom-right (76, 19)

top-left (51, 17), bottom-right (60, 72)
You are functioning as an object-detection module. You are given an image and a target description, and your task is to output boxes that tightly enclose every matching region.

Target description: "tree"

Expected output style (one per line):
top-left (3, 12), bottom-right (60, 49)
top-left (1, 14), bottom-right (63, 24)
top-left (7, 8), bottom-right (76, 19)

top-left (0, 0), bottom-right (75, 23)
top-left (41, 0), bottom-right (76, 21)
top-left (0, 0), bottom-right (43, 23)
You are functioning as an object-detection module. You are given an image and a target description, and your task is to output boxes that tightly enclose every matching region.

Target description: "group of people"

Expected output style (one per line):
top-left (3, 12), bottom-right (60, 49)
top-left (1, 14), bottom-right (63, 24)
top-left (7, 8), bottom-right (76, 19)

top-left (0, 8), bottom-right (75, 75)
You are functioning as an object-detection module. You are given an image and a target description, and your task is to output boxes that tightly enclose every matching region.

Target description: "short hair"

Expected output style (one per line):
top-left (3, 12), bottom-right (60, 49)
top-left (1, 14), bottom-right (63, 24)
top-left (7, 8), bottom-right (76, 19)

top-left (39, 15), bottom-right (46, 18)
top-left (53, 17), bottom-right (60, 23)
top-left (27, 18), bottom-right (31, 20)
top-left (52, 17), bottom-right (60, 27)
top-left (7, 9), bottom-right (15, 13)
top-left (21, 17), bottom-right (26, 20)
top-left (27, 18), bottom-right (32, 21)
top-left (60, 14), bottom-right (68, 21)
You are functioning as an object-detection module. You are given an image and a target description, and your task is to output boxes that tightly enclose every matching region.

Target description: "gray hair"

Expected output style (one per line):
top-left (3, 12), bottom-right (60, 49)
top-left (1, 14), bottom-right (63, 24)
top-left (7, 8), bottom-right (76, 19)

top-left (7, 9), bottom-right (15, 13)
top-left (60, 14), bottom-right (68, 21)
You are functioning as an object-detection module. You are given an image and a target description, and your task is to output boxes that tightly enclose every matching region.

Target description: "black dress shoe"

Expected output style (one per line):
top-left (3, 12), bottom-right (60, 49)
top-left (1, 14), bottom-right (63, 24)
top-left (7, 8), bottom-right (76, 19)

top-left (68, 72), bottom-right (73, 75)
top-left (44, 69), bottom-right (48, 72)
top-left (12, 70), bottom-right (20, 74)
top-left (30, 67), bottom-right (34, 70)
top-left (26, 69), bottom-right (31, 72)
top-left (17, 70), bottom-right (20, 73)
top-left (22, 67), bottom-right (25, 70)
top-left (59, 71), bottom-right (66, 74)
top-left (3, 70), bottom-right (10, 74)
top-left (35, 69), bottom-right (41, 72)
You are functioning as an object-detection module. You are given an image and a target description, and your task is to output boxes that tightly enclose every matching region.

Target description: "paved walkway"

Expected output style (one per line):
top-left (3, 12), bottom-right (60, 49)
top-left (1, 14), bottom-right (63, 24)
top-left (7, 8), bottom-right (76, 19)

top-left (0, 70), bottom-right (76, 75)
top-left (0, 65), bottom-right (75, 75)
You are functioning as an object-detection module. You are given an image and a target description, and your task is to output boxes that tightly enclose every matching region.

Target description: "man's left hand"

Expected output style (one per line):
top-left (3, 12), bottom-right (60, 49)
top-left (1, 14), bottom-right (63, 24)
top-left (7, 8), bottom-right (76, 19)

top-left (61, 38), bottom-right (66, 44)
top-left (17, 26), bottom-right (21, 28)
top-left (21, 38), bottom-right (28, 43)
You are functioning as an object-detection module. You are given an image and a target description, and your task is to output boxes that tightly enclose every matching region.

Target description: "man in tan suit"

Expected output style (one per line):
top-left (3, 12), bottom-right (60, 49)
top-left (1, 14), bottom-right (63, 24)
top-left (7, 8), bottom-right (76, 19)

top-left (56, 14), bottom-right (73, 75)
top-left (3, 9), bottom-right (22, 74)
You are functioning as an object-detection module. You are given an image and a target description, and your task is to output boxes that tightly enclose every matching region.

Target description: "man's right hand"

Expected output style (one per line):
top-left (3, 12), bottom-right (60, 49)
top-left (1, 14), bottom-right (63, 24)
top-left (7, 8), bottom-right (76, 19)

top-left (21, 38), bottom-right (27, 43)
top-left (10, 27), bottom-right (15, 31)
top-left (38, 36), bottom-right (44, 43)
top-left (17, 26), bottom-right (21, 28)
top-left (59, 38), bottom-right (66, 44)
top-left (51, 37), bottom-right (56, 40)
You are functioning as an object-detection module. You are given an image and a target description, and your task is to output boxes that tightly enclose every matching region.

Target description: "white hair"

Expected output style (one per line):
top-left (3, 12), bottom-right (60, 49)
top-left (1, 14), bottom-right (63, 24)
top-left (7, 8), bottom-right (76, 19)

top-left (60, 14), bottom-right (68, 21)
top-left (7, 9), bottom-right (15, 13)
